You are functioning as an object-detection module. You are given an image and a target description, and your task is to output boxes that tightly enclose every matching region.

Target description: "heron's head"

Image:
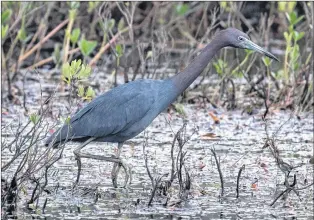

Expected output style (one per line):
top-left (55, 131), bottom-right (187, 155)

top-left (217, 28), bottom-right (279, 61)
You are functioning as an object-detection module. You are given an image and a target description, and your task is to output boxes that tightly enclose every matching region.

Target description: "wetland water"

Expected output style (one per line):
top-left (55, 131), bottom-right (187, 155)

top-left (2, 102), bottom-right (313, 219)
top-left (1, 70), bottom-right (313, 219)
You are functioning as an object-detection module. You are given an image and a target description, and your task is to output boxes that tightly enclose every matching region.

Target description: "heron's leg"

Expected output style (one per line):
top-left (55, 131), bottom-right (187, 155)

top-left (111, 142), bottom-right (123, 187)
top-left (73, 141), bottom-right (131, 188)
top-left (73, 137), bottom-right (97, 187)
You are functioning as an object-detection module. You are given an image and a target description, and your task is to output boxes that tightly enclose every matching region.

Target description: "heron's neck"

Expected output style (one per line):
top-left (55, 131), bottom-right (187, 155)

top-left (171, 39), bottom-right (224, 95)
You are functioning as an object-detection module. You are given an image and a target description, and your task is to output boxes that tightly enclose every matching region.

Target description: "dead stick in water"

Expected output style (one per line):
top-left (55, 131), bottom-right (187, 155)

top-left (236, 164), bottom-right (245, 198)
top-left (211, 147), bottom-right (224, 197)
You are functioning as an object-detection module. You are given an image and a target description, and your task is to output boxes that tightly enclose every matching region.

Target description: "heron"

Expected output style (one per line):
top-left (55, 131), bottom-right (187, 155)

top-left (46, 28), bottom-right (278, 187)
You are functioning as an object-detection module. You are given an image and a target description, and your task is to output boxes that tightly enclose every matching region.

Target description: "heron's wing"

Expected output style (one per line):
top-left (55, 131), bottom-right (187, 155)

top-left (69, 80), bottom-right (157, 138)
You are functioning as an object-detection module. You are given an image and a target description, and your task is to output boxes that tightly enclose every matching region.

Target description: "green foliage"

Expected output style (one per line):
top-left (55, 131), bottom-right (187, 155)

top-left (1, 9), bottom-right (11, 40)
top-left (77, 85), bottom-right (85, 97)
top-left (88, 1), bottom-right (99, 13)
top-left (1, 24), bottom-right (8, 39)
top-left (219, 1), bottom-right (232, 12)
top-left (17, 28), bottom-right (27, 42)
top-left (278, 1), bottom-right (296, 12)
top-left (118, 18), bottom-right (125, 32)
top-left (286, 11), bottom-right (304, 30)
top-left (77, 64), bottom-right (92, 79)
top-left (114, 44), bottom-right (124, 67)
top-left (68, 1), bottom-right (80, 10)
top-left (70, 28), bottom-right (81, 44)
top-left (77, 85), bottom-right (95, 101)
top-left (61, 59), bottom-right (95, 102)
top-left (63, 116), bottom-right (71, 125)
top-left (281, 11), bottom-right (305, 83)
top-left (115, 44), bottom-right (124, 57)
top-left (61, 59), bottom-right (92, 84)
top-left (175, 3), bottom-right (189, 16)
top-left (213, 59), bottom-right (227, 76)
top-left (85, 86), bottom-right (96, 100)
top-left (105, 19), bottom-right (115, 31)
top-left (29, 113), bottom-right (40, 125)
top-left (79, 38), bottom-right (97, 57)
top-left (1, 9), bottom-right (12, 23)
top-left (53, 43), bottom-right (62, 66)
top-left (262, 57), bottom-right (271, 67)
top-left (174, 103), bottom-right (186, 116)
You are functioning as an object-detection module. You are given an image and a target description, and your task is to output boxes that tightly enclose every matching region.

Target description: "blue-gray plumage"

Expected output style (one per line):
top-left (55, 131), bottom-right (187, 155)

top-left (46, 28), bottom-right (278, 187)
top-left (46, 79), bottom-right (176, 144)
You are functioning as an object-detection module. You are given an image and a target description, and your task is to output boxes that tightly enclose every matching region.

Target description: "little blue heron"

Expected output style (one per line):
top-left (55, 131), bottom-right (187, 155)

top-left (46, 28), bottom-right (278, 187)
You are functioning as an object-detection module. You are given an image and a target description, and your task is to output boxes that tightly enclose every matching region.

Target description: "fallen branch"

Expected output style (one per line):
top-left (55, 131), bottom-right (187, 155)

top-left (89, 27), bottom-right (129, 66)
top-left (19, 19), bottom-right (69, 64)
top-left (26, 48), bottom-right (80, 69)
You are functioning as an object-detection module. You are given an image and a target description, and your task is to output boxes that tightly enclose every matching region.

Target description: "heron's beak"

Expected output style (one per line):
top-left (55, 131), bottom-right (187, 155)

top-left (244, 39), bottom-right (279, 62)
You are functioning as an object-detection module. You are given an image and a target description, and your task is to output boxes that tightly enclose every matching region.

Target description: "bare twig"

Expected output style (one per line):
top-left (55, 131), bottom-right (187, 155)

top-left (236, 164), bottom-right (245, 198)
top-left (211, 147), bottom-right (224, 197)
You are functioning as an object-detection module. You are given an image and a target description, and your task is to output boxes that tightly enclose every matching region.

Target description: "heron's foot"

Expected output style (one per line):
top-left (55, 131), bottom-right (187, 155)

top-left (111, 159), bottom-right (132, 188)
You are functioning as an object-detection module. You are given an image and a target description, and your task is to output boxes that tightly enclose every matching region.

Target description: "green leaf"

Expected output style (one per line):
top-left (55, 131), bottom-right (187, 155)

top-left (115, 44), bottom-right (123, 57)
top-left (85, 86), bottom-right (95, 100)
top-left (29, 113), bottom-right (40, 125)
top-left (1, 24), bottom-right (8, 39)
top-left (220, 1), bottom-right (228, 9)
top-left (79, 39), bottom-right (97, 57)
top-left (283, 31), bottom-right (291, 42)
top-left (61, 62), bottom-right (71, 84)
top-left (77, 85), bottom-right (85, 97)
top-left (88, 1), bottom-right (99, 13)
top-left (278, 1), bottom-right (296, 12)
top-left (175, 3), bottom-right (189, 16)
top-left (118, 18), bottom-right (125, 31)
top-left (286, 11), bottom-right (304, 26)
top-left (65, 116), bottom-right (71, 125)
top-left (70, 28), bottom-right (80, 44)
top-left (68, 1), bottom-right (80, 10)
top-left (17, 28), bottom-right (27, 41)
top-left (213, 59), bottom-right (227, 76)
top-left (1, 9), bottom-right (12, 23)
top-left (291, 44), bottom-right (300, 63)
top-left (286, 11), bottom-right (296, 25)
top-left (53, 43), bottom-right (61, 64)
top-left (292, 15), bottom-right (304, 26)
top-left (77, 64), bottom-right (92, 79)
top-left (278, 2), bottom-right (286, 12)
top-left (292, 31), bottom-right (304, 42)
top-left (146, 50), bottom-right (153, 59)
top-left (105, 19), bottom-right (115, 31)
top-left (262, 57), bottom-right (271, 67)
top-left (174, 103), bottom-right (186, 116)
top-left (70, 59), bottom-right (82, 75)
top-left (245, 49), bottom-right (254, 55)
top-left (274, 70), bottom-right (284, 80)
top-left (287, 1), bottom-right (297, 12)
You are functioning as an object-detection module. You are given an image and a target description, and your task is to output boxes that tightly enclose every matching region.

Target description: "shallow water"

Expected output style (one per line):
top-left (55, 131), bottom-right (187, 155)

top-left (2, 104), bottom-right (313, 219)
top-left (1, 70), bottom-right (313, 219)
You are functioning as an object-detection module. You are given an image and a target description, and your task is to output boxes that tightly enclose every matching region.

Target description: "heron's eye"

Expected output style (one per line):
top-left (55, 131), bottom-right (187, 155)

top-left (238, 36), bottom-right (244, 41)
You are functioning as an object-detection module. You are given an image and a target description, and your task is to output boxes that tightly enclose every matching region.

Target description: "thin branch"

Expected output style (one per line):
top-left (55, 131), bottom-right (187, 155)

top-left (211, 147), bottom-right (224, 197)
